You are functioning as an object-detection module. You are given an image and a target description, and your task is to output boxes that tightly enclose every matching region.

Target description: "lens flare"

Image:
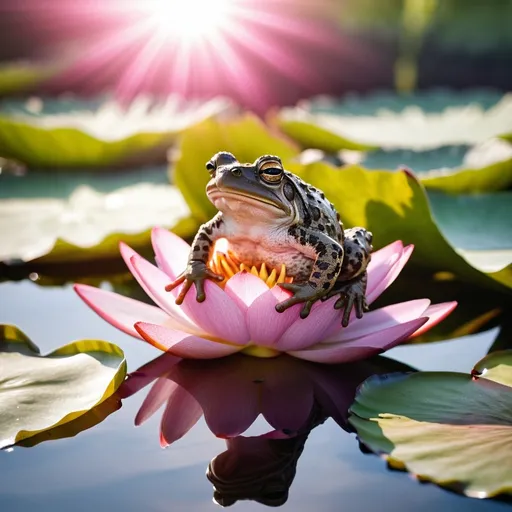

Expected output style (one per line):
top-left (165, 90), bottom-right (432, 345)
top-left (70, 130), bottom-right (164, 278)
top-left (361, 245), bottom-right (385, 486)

top-left (143, 0), bottom-right (234, 41)
top-left (34, 0), bottom-right (355, 110)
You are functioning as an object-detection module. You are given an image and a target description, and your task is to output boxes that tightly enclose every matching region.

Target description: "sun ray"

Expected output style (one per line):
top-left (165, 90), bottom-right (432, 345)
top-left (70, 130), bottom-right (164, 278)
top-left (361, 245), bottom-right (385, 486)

top-left (23, 0), bottom-right (359, 108)
top-left (116, 31), bottom-right (169, 98)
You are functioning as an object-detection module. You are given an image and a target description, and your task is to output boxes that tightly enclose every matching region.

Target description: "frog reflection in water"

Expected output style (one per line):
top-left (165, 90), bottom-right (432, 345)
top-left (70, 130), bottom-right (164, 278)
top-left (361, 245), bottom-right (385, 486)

top-left (166, 152), bottom-right (373, 326)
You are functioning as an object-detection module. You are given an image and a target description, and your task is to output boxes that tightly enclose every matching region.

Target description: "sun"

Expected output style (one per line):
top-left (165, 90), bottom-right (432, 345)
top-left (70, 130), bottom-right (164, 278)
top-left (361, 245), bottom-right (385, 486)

top-left (143, 0), bottom-right (235, 41)
top-left (54, 0), bottom-right (340, 108)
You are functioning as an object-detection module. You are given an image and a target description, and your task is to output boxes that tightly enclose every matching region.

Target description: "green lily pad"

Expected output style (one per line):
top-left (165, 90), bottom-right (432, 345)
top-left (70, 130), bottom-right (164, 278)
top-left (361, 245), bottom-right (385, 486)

top-left (172, 117), bottom-right (512, 291)
top-left (349, 350), bottom-right (512, 498)
top-left (0, 96), bottom-right (232, 168)
top-left (299, 140), bottom-right (512, 194)
top-left (0, 324), bottom-right (126, 449)
top-left (274, 91), bottom-right (512, 151)
top-left (15, 395), bottom-right (122, 448)
top-left (419, 139), bottom-right (512, 193)
top-left (270, 114), bottom-right (377, 153)
top-left (472, 350), bottom-right (512, 387)
top-left (358, 138), bottom-right (512, 194)
top-left (427, 190), bottom-right (512, 274)
top-left (0, 61), bottom-right (58, 96)
top-left (0, 167), bottom-right (194, 264)
top-left (172, 114), bottom-right (300, 223)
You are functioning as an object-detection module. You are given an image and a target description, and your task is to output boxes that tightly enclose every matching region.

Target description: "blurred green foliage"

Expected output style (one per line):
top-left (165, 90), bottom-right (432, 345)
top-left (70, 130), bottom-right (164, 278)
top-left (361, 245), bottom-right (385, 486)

top-left (339, 0), bottom-right (512, 51)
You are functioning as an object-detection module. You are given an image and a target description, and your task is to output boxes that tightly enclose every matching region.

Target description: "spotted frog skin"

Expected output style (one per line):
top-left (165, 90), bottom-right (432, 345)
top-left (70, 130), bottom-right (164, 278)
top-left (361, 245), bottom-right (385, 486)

top-left (166, 152), bottom-right (373, 326)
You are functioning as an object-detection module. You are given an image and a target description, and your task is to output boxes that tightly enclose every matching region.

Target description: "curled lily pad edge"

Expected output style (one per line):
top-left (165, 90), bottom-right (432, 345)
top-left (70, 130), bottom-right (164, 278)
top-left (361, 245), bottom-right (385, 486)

top-left (0, 324), bottom-right (127, 447)
top-left (347, 349), bottom-right (512, 499)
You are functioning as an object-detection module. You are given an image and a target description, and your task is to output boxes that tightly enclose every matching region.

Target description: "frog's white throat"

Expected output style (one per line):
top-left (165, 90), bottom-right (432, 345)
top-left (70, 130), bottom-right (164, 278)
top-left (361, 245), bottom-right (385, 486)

top-left (210, 191), bottom-right (290, 226)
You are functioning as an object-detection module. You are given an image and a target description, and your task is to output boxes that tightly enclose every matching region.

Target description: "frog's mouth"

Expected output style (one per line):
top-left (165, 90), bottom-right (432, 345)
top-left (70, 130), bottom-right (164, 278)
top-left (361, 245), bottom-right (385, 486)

top-left (207, 187), bottom-right (290, 215)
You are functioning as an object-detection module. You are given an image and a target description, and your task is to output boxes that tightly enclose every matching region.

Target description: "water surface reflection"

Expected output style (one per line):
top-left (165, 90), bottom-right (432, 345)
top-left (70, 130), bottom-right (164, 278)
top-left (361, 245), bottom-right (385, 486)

top-left (0, 281), bottom-right (507, 511)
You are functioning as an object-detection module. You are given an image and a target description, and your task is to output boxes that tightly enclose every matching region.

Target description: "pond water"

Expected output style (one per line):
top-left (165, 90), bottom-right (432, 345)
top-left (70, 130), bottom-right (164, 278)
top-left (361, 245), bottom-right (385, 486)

top-left (0, 280), bottom-right (509, 511)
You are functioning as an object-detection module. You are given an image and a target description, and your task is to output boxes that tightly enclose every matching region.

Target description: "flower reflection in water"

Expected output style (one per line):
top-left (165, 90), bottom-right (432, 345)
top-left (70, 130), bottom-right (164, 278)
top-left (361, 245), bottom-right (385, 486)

top-left (121, 351), bottom-right (415, 506)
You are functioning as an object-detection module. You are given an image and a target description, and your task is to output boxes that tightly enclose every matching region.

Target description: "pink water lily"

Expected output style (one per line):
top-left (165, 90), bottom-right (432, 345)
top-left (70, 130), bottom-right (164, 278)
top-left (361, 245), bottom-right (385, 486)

top-left (74, 227), bottom-right (456, 363)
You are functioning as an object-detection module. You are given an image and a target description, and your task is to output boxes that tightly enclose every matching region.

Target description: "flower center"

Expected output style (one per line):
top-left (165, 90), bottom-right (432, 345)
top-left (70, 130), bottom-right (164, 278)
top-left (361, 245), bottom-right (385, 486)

top-left (207, 243), bottom-right (293, 359)
top-left (208, 246), bottom-right (293, 289)
top-left (240, 345), bottom-right (281, 358)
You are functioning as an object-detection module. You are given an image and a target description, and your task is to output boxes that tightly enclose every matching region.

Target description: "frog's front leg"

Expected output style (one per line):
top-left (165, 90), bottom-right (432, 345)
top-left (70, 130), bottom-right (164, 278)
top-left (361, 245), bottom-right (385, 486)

top-left (165, 213), bottom-right (225, 304)
top-left (275, 228), bottom-right (344, 319)
top-left (321, 227), bottom-right (373, 326)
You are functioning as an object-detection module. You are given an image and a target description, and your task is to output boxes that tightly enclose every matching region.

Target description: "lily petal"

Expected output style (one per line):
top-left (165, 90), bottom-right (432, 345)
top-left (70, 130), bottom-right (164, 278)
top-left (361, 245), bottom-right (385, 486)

top-left (120, 352), bottom-right (181, 398)
top-left (366, 240), bottom-right (404, 293)
top-left (261, 374), bottom-right (314, 434)
top-left (160, 384), bottom-right (203, 447)
top-left (135, 378), bottom-right (177, 426)
top-left (73, 284), bottom-right (168, 339)
top-left (367, 244), bottom-right (414, 304)
top-left (120, 243), bottom-right (197, 333)
top-left (308, 365), bottom-right (359, 427)
top-left (276, 297), bottom-right (341, 351)
top-left (224, 272), bottom-right (270, 312)
top-left (410, 301), bottom-right (458, 338)
top-left (151, 227), bottom-right (191, 279)
top-left (325, 299), bottom-right (431, 343)
top-left (246, 286), bottom-right (302, 347)
top-left (179, 279), bottom-right (250, 344)
top-left (173, 369), bottom-right (260, 439)
top-left (289, 317), bottom-right (428, 363)
top-left (135, 322), bottom-right (242, 358)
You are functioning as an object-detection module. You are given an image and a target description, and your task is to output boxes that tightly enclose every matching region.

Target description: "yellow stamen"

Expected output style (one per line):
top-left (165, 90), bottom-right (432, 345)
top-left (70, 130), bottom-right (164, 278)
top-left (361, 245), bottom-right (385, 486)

top-left (213, 252), bottom-right (223, 275)
top-left (220, 258), bottom-right (235, 278)
top-left (277, 264), bottom-right (287, 284)
top-left (208, 250), bottom-right (293, 289)
top-left (224, 252), bottom-right (240, 274)
top-left (266, 268), bottom-right (277, 288)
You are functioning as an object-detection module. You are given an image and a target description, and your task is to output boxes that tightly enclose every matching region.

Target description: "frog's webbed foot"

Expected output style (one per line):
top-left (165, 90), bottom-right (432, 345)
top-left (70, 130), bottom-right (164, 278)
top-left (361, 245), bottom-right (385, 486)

top-left (275, 282), bottom-right (325, 319)
top-left (165, 260), bottom-right (224, 305)
top-left (321, 273), bottom-right (369, 327)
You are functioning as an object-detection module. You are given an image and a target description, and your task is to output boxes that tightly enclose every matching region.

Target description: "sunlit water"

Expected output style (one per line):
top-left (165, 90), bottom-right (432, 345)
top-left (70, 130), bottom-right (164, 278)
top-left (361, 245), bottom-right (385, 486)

top-left (0, 280), bottom-right (507, 511)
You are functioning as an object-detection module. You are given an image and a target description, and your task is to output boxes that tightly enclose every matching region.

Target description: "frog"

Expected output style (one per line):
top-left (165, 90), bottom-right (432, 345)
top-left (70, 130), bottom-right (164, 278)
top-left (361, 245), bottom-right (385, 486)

top-left (165, 152), bottom-right (373, 326)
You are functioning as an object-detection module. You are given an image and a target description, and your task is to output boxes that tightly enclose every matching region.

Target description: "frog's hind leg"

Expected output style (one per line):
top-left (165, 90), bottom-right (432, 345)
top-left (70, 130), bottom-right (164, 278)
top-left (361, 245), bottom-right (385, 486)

top-left (321, 227), bottom-right (372, 326)
top-left (338, 227), bottom-right (372, 281)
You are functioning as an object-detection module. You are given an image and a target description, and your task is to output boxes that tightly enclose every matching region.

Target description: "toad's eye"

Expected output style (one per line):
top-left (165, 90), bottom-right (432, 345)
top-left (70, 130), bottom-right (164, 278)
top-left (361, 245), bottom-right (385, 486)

top-left (206, 161), bottom-right (216, 176)
top-left (259, 161), bottom-right (283, 183)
